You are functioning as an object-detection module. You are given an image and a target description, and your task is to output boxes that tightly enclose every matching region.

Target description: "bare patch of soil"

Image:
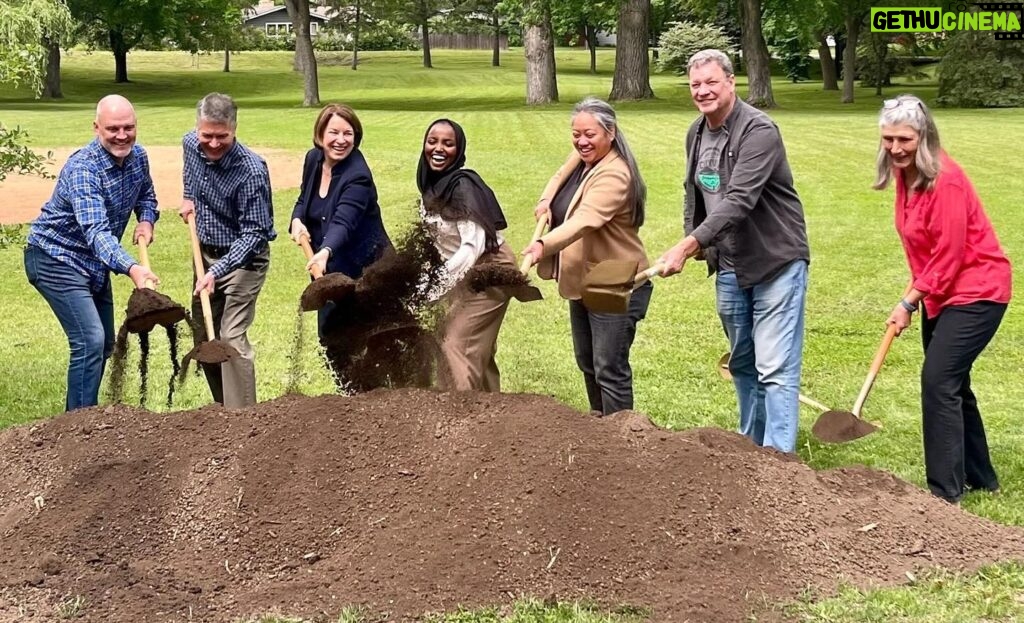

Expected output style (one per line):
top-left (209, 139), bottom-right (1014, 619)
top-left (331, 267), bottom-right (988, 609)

top-left (0, 146), bottom-right (305, 224)
top-left (2, 390), bottom-right (1023, 622)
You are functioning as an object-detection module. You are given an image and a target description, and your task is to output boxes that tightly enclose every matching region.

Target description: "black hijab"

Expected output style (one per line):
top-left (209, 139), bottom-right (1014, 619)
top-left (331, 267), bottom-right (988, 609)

top-left (416, 119), bottom-right (507, 253)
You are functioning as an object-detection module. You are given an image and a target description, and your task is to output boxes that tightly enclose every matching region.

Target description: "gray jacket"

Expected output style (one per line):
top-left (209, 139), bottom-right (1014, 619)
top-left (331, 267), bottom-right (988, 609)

top-left (683, 98), bottom-right (809, 288)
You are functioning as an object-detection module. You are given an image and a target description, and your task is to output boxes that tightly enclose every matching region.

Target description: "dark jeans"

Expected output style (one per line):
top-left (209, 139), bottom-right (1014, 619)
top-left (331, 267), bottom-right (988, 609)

top-left (24, 244), bottom-right (115, 411)
top-left (921, 301), bottom-right (1007, 502)
top-left (568, 280), bottom-right (652, 415)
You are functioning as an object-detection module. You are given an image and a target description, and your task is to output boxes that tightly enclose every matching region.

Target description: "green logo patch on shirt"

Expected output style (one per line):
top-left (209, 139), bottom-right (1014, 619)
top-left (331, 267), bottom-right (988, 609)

top-left (697, 170), bottom-right (721, 192)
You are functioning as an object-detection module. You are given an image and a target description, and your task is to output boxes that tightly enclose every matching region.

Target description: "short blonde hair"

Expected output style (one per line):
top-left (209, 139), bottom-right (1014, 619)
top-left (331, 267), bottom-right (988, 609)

top-left (873, 94), bottom-right (941, 192)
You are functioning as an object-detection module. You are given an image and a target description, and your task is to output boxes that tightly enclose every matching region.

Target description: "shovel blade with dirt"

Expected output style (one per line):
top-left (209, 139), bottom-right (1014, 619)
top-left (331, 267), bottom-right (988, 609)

top-left (181, 212), bottom-right (239, 365)
top-left (811, 323), bottom-right (899, 444)
top-left (297, 234), bottom-right (357, 312)
top-left (124, 241), bottom-right (187, 334)
top-left (581, 260), bottom-right (663, 314)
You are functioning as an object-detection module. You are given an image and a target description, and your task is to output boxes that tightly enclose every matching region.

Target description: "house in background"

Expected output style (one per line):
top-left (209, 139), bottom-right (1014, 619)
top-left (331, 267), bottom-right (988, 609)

top-left (243, 0), bottom-right (333, 36)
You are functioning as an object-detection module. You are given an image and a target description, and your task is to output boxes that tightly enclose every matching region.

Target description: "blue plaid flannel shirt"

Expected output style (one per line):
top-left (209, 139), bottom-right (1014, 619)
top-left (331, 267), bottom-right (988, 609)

top-left (182, 131), bottom-right (276, 279)
top-left (27, 139), bottom-right (158, 292)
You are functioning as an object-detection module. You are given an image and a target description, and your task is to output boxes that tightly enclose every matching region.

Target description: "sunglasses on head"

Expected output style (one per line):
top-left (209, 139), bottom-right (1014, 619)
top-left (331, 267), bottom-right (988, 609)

top-left (883, 98), bottom-right (925, 111)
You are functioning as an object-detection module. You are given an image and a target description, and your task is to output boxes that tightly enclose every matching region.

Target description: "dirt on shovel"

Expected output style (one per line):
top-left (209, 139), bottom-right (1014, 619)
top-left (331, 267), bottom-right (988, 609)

top-left (300, 273), bottom-right (357, 312)
top-left (124, 287), bottom-right (187, 334)
top-left (811, 412), bottom-right (879, 444)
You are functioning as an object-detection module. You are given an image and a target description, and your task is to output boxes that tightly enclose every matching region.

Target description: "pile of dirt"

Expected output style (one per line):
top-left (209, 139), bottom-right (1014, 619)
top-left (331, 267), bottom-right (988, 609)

top-left (2, 389), bottom-right (1023, 622)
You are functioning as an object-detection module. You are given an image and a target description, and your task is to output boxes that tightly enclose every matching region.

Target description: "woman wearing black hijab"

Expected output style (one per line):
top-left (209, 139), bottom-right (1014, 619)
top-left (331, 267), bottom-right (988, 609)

top-left (417, 118), bottom-right (518, 392)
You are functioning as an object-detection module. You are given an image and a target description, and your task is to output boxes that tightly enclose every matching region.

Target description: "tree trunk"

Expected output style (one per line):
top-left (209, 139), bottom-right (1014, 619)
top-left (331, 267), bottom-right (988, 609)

top-left (109, 29), bottom-right (129, 83)
top-left (43, 37), bottom-right (62, 98)
top-left (586, 23), bottom-right (597, 74)
top-left (223, 46), bottom-right (230, 72)
top-left (841, 12), bottom-right (863, 104)
top-left (816, 30), bottom-right (838, 90)
top-left (609, 0), bottom-right (654, 101)
top-left (523, 0), bottom-right (557, 105)
top-left (491, 10), bottom-right (500, 67)
top-left (352, 0), bottom-right (361, 70)
top-left (421, 19), bottom-right (432, 68)
top-left (738, 0), bottom-right (775, 107)
top-left (284, 0), bottom-right (320, 106)
top-left (872, 33), bottom-right (888, 95)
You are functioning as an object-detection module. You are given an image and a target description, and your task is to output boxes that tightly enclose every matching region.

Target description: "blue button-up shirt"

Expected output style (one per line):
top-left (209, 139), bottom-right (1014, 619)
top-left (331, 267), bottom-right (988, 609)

top-left (27, 139), bottom-right (159, 293)
top-left (182, 131), bottom-right (276, 279)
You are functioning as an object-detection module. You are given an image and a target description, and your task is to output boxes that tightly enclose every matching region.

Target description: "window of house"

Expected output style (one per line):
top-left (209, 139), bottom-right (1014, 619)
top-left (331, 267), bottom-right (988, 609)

top-left (266, 22), bottom-right (293, 36)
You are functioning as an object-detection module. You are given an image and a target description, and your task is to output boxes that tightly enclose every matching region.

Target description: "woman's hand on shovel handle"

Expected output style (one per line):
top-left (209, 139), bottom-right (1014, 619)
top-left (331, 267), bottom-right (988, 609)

top-left (887, 304), bottom-right (913, 336)
top-left (521, 241), bottom-right (543, 267)
top-left (290, 218), bottom-right (309, 245)
top-left (306, 248), bottom-right (329, 276)
top-left (193, 271), bottom-right (216, 297)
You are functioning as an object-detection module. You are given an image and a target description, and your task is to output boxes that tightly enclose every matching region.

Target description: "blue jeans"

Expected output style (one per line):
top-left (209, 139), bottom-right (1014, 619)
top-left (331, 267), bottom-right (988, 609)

top-left (24, 245), bottom-right (115, 411)
top-left (569, 280), bottom-right (653, 415)
top-left (716, 260), bottom-right (808, 452)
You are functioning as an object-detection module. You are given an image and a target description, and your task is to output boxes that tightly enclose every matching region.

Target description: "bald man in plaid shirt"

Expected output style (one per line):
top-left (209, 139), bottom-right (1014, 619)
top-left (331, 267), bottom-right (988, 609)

top-left (179, 93), bottom-right (275, 409)
top-left (24, 95), bottom-right (161, 411)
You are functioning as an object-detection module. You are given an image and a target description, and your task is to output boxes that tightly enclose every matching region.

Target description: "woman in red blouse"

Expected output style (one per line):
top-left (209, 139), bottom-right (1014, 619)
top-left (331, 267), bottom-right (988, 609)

top-left (874, 94), bottom-right (1012, 504)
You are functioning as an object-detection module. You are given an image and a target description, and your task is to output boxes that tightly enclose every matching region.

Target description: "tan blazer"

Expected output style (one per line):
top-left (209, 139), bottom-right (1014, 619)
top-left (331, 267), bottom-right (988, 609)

top-left (536, 150), bottom-right (649, 300)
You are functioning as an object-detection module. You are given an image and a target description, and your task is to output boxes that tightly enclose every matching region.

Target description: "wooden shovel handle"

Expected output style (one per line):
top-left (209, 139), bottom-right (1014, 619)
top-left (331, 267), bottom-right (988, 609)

top-left (186, 212), bottom-right (217, 340)
top-left (633, 262), bottom-right (665, 287)
top-left (298, 234), bottom-right (324, 279)
top-left (137, 240), bottom-right (155, 289)
top-left (520, 214), bottom-right (549, 274)
top-left (851, 323), bottom-right (900, 417)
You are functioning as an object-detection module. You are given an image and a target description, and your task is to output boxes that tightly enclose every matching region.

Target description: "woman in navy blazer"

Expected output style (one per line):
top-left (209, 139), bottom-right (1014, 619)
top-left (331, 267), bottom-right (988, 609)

top-left (290, 104), bottom-right (392, 335)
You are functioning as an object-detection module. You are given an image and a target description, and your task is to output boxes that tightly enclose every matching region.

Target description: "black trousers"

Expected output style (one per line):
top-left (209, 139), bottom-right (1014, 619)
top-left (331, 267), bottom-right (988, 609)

top-left (921, 301), bottom-right (1007, 502)
top-left (568, 280), bottom-right (653, 415)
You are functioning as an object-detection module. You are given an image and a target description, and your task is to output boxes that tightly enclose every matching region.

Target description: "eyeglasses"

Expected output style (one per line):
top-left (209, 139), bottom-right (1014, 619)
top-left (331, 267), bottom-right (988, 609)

top-left (883, 98), bottom-right (925, 112)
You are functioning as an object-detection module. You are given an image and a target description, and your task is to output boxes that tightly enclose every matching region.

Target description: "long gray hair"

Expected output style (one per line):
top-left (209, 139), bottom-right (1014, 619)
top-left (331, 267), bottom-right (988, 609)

top-left (873, 94), bottom-right (941, 192)
top-left (572, 96), bottom-right (646, 228)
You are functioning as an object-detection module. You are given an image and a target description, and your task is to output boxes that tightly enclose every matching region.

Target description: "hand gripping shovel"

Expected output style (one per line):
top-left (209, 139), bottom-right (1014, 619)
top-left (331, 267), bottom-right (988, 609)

top-left (581, 260), bottom-right (664, 314)
top-left (182, 212), bottom-right (239, 365)
top-left (811, 323), bottom-right (899, 443)
top-left (124, 241), bottom-right (187, 334)
top-left (463, 215), bottom-right (546, 302)
top-left (716, 351), bottom-right (835, 413)
top-left (297, 234), bottom-right (357, 312)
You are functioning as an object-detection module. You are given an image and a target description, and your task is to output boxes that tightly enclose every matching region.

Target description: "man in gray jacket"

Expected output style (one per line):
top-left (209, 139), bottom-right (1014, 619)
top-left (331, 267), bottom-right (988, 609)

top-left (659, 49), bottom-right (810, 453)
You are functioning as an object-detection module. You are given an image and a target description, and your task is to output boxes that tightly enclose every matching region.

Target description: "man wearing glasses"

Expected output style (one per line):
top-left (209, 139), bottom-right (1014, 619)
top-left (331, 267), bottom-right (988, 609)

top-left (657, 49), bottom-right (810, 453)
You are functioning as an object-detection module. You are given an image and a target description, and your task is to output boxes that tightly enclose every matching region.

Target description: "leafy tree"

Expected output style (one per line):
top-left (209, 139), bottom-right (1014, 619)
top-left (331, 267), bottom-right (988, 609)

top-left (283, 0), bottom-right (320, 105)
top-left (609, 0), bottom-right (655, 100)
top-left (0, 0), bottom-right (73, 96)
top-left (937, 31), bottom-right (1024, 108)
top-left (772, 26), bottom-right (811, 82)
top-left (67, 0), bottom-right (176, 82)
top-left (170, 0), bottom-right (251, 73)
top-left (656, 20), bottom-right (733, 74)
top-left (550, 0), bottom-right (616, 74)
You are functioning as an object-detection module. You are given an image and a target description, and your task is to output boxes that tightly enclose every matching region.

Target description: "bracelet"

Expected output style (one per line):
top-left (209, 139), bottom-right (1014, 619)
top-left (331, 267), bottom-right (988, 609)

top-left (899, 298), bottom-right (917, 313)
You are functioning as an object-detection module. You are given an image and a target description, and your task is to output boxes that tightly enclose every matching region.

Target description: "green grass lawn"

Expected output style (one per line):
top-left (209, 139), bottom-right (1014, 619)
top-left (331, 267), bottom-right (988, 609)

top-left (2, 49), bottom-right (1023, 622)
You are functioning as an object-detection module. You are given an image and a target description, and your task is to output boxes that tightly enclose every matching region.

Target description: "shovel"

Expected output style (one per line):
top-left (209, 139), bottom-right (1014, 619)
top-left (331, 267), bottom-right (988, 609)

top-left (124, 241), bottom-right (187, 334)
top-left (296, 233), bottom-right (357, 312)
top-left (182, 212), bottom-right (239, 365)
top-left (811, 323), bottom-right (899, 444)
top-left (580, 260), bottom-right (664, 314)
top-left (465, 215), bottom-right (547, 302)
top-left (716, 352), bottom-right (834, 412)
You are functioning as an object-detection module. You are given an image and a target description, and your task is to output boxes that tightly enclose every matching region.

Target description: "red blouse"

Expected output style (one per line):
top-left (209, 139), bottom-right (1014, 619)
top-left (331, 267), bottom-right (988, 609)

top-left (895, 152), bottom-right (1012, 317)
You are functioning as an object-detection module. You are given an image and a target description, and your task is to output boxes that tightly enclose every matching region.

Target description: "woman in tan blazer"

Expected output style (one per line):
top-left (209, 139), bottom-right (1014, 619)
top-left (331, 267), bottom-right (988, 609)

top-left (522, 97), bottom-right (652, 415)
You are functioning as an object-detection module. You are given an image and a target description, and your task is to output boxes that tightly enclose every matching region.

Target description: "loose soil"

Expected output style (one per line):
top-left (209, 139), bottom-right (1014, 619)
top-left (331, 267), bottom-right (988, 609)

top-left (319, 223), bottom-right (451, 393)
top-left (124, 288), bottom-right (187, 335)
top-left (2, 390), bottom-right (1023, 622)
top-left (0, 146), bottom-right (305, 225)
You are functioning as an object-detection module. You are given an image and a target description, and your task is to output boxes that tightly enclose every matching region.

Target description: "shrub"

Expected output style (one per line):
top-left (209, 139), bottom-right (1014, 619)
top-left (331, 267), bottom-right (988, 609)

top-left (355, 20), bottom-right (419, 51)
top-left (656, 21), bottom-right (734, 74)
top-left (936, 31), bottom-right (1024, 108)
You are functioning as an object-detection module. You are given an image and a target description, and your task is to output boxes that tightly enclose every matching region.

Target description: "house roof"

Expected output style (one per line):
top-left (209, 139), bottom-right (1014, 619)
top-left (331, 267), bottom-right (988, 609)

top-left (244, 4), bottom-right (332, 22)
